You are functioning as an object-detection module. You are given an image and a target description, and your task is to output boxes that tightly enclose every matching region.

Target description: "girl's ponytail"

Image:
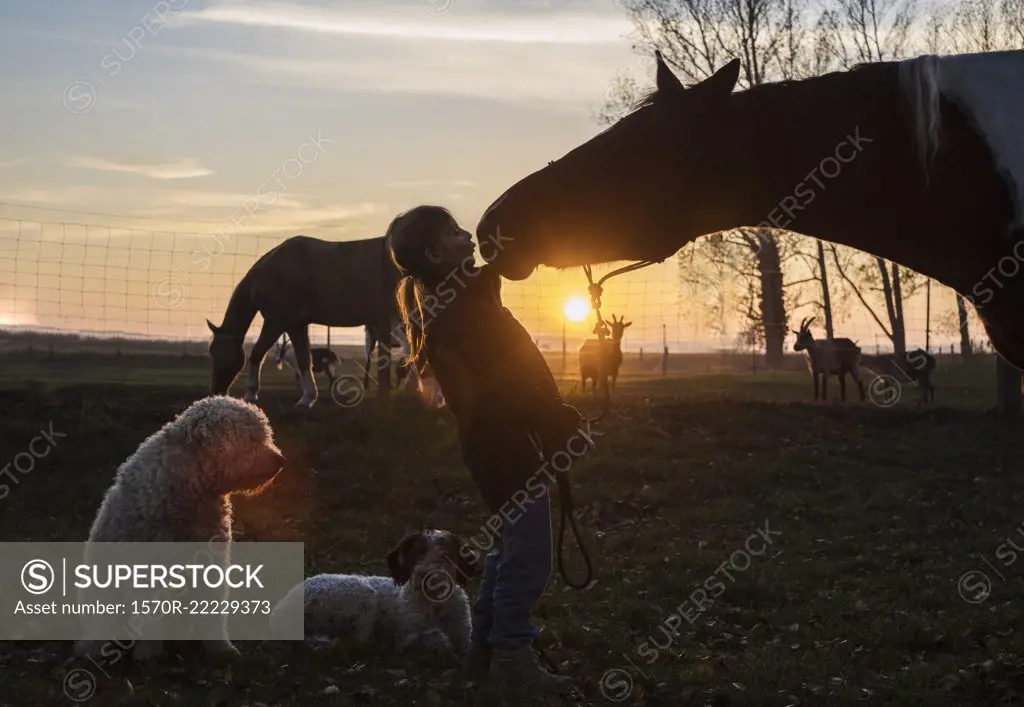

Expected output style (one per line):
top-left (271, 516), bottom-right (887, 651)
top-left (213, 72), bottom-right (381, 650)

top-left (396, 275), bottom-right (426, 374)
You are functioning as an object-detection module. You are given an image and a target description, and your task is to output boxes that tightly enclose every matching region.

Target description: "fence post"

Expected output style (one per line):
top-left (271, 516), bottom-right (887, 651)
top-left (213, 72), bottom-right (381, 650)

top-left (561, 321), bottom-right (566, 371)
top-left (661, 324), bottom-right (668, 377)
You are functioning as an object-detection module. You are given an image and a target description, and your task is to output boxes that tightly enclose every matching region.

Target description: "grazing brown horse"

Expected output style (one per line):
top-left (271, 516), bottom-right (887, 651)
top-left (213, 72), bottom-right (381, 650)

top-left (206, 235), bottom-right (400, 407)
top-left (476, 50), bottom-right (1024, 374)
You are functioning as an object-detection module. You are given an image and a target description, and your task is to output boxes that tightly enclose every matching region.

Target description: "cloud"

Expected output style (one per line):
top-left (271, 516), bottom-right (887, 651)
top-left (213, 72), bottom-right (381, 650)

top-left (157, 190), bottom-right (307, 210)
top-left (65, 156), bottom-right (213, 180)
top-left (175, 1), bottom-right (631, 44)
top-left (155, 43), bottom-right (634, 108)
top-left (0, 157), bottom-right (28, 169)
top-left (385, 179), bottom-right (477, 188)
top-left (132, 196), bottom-right (382, 233)
top-left (0, 186), bottom-right (108, 206)
top-left (0, 184), bottom-right (380, 237)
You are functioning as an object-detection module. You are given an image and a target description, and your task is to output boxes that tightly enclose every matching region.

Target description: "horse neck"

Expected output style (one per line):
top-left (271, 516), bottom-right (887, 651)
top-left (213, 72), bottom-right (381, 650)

top-left (699, 61), bottom-right (990, 292)
top-left (218, 274), bottom-right (259, 338)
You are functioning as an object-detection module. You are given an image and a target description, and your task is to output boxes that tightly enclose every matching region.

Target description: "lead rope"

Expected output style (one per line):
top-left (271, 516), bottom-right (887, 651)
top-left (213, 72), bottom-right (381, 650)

top-left (527, 258), bottom-right (663, 677)
top-left (526, 431), bottom-right (593, 592)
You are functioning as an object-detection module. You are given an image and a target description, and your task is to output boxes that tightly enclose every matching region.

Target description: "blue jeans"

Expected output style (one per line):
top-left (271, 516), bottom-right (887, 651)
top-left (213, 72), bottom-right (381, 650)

top-left (469, 487), bottom-right (553, 650)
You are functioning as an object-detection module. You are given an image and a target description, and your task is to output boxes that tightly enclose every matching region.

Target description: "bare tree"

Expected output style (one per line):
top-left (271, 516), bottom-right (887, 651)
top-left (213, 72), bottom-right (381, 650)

top-left (956, 292), bottom-right (973, 356)
top-left (818, 0), bottom-right (917, 64)
top-left (1006, 0), bottom-right (1024, 45)
top-left (949, 0), bottom-right (1009, 51)
top-left (594, 72), bottom-right (644, 125)
top-left (826, 244), bottom-right (927, 353)
top-left (815, 241), bottom-right (835, 338)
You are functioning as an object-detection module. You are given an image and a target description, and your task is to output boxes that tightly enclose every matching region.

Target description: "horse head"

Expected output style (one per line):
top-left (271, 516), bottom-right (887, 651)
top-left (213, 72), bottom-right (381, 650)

top-left (207, 318), bottom-right (246, 394)
top-left (475, 51), bottom-right (741, 280)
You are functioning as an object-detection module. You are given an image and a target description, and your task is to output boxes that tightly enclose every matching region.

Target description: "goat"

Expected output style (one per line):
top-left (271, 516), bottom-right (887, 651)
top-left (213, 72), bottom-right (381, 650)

top-left (859, 348), bottom-right (936, 405)
top-left (578, 314), bottom-right (632, 394)
top-left (792, 317), bottom-right (865, 402)
top-left (274, 336), bottom-right (340, 390)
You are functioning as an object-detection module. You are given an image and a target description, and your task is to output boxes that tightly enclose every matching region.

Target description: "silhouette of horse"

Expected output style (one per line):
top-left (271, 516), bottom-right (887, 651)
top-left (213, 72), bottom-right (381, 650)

top-left (206, 234), bottom-right (400, 407)
top-left (477, 49), bottom-right (1024, 373)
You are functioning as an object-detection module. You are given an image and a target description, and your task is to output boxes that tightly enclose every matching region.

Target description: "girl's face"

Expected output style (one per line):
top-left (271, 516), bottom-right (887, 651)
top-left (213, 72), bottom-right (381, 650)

top-left (426, 216), bottom-right (476, 270)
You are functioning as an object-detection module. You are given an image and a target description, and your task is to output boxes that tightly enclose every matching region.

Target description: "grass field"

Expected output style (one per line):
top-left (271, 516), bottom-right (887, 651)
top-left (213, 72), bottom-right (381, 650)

top-left (2, 350), bottom-right (1022, 706)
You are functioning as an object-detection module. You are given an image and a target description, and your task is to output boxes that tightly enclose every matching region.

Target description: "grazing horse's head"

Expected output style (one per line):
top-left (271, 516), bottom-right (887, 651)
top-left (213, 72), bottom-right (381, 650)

top-left (476, 52), bottom-right (741, 280)
top-left (206, 319), bottom-right (246, 394)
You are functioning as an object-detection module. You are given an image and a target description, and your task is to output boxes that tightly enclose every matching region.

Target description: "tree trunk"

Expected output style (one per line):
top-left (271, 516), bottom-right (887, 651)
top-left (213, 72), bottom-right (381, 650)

top-left (876, 257), bottom-right (906, 355)
top-left (816, 239), bottom-right (835, 339)
top-left (956, 293), bottom-right (973, 356)
top-left (756, 231), bottom-right (786, 368)
top-left (892, 262), bottom-right (906, 354)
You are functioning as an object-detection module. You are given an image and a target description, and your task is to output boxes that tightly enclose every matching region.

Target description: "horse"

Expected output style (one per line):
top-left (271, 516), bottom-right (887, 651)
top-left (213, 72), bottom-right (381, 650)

top-left (206, 234), bottom-right (401, 408)
top-left (475, 49), bottom-right (1024, 375)
top-left (273, 336), bottom-right (341, 391)
top-left (363, 323), bottom-right (411, 391)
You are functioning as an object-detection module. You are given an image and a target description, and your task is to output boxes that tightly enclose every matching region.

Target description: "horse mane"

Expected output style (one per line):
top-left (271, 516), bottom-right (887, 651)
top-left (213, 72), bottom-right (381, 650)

top-left (896, 54), bottom-right (942, 178)
top-left (616, 54), bottom-right (944, 184)
top-left (632, 88), bottom-right (659, 112)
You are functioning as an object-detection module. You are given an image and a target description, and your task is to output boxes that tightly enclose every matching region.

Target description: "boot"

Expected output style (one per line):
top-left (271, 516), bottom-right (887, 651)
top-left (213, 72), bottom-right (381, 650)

top-left (462, 641), bottom-right (492, 681)
top-left (489, 645), bottom-right (575, 695)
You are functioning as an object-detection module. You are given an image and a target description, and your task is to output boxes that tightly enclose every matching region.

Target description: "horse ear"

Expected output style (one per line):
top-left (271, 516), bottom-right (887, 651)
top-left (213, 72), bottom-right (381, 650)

top-left (655, 50), bottom-right (684, 94)
top-left (693, 58), bottom-right (741, 97)
top-left (206, 319), bottom-right (219, 335)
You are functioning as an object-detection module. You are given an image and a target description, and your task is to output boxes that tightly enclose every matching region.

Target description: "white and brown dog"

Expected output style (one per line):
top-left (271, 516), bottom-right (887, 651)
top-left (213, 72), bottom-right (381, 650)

top-left (270, 530), bottom-right (479, 656)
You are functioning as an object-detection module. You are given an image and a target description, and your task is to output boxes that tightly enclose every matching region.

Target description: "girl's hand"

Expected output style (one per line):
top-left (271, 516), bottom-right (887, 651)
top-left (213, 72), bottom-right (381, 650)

top-left (538, 403), bottom-right (588, 457)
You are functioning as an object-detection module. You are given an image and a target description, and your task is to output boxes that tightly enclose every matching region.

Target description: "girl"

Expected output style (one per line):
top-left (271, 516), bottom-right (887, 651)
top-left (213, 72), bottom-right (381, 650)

top-left (388, 205), bottom-right (587, 695)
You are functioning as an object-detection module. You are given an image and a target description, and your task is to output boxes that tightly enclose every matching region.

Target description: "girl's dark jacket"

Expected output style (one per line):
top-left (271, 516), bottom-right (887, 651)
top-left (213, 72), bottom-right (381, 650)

top-left (420, 263), bottom-right (584, 513)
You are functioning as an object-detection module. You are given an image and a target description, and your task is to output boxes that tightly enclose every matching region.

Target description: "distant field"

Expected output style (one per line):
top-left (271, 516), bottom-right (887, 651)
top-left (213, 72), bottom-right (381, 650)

top-left (0, 349), bottom-right (1017, 706)
top-left (0, 343), bottom-right (1003, 410)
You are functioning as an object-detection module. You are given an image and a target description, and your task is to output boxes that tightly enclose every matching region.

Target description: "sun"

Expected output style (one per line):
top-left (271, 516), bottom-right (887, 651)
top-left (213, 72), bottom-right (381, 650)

top-left (563, 296), bottom-right (589, 322)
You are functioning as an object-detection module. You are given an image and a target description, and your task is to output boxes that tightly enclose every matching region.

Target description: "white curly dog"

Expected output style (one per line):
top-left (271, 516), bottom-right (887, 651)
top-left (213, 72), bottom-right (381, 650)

top-left (270, 529), bottom-right (479, 657)
top-left (72, 395), bottom-right (286, 664)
